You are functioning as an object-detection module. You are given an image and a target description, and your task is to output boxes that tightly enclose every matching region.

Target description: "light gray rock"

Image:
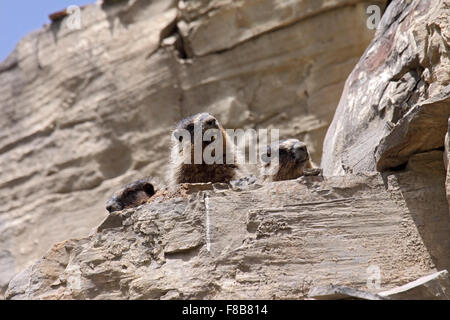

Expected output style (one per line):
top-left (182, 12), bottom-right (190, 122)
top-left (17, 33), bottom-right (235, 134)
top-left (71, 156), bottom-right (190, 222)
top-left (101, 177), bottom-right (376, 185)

top-left (379, 270), bottom-right (450, 300)
top-left (0, 250), bottom-right (16, 298)
top-left (308, 285), bottom-right (384, 300)
top-left (322, 0), bottom-right (450, 175)
top-left (6, 172), bottom-right (449, 299)
top-left (309, 270), bottom-right (450, 300)
top-left (0, 0), bottom-right (383, 289)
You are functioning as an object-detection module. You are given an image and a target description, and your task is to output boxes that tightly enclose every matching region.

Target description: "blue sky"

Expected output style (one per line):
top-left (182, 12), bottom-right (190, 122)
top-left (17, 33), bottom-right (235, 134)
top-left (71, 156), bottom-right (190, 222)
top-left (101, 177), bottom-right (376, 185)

top-left (0, 1), bottom-right (94, 62)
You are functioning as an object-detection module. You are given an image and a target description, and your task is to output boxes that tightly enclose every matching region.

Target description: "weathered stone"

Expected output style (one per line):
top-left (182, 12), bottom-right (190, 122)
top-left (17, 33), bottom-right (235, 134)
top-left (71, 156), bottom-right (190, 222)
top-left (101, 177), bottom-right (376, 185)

top-left (308, 285), bottom-right (384, 300)
top-left (177, 0), bottom-right (383, 57)
top-left (322, 0), bottom-right (450, 175)
top-left (378, 270), bottom-right (450, 300)
top-left (6, 172), bottom-right (449, 299)
top-left (309, 270), bottom-right (450, 300)
top-left (406, 150), bottom-right (446, 177)
top-left (0, 0), bottom-right (383, 289)
top-left (0, 250), bottom-right (16, 299)
top-left (376, 91), bottom-right (450, 172)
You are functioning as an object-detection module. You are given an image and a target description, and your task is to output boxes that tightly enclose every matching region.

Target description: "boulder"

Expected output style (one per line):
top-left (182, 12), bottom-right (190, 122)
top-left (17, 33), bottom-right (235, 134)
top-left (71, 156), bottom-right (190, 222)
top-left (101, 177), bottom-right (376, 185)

top-left (378, 270), bottom-right (450, 300)
top-left (308, 270), bottom-right (450, 300)
top-left (322, 0), bottom-right (450, 175)
top-left (6, 172), bottom-right (449, 299)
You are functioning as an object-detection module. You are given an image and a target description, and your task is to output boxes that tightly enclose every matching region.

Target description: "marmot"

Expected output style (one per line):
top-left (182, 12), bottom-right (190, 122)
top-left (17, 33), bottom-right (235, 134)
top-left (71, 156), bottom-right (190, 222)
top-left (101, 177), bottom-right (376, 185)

top-left (169, 112), bottom-right (241, 184)
top-left (105, 178), bottom-right (155, 213)
top-left (260, 139), bottom-right (319, 181)
top-left (105, 113), bottom-right (243, 213)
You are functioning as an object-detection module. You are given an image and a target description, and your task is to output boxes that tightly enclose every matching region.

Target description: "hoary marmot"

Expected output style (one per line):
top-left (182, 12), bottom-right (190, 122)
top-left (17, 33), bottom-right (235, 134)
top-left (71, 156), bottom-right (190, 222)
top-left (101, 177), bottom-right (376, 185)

top-left (169, 112), bottom-right (242, 184)
top-left (260, 138), bottom-right (320, 181)
top-left (105, 178), bottom-right (155, 213)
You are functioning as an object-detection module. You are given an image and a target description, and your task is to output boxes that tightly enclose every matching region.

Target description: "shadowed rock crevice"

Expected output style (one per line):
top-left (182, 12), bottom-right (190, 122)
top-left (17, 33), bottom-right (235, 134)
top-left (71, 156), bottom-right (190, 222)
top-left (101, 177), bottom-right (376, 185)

top-left (387, 169), bottom-right (450, 271)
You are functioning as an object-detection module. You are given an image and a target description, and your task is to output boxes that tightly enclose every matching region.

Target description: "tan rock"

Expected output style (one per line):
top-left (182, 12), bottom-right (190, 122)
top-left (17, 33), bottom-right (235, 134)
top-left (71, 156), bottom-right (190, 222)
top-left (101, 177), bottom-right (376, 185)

top-left (6, 172), bottom-right (449, 299)
top-left (322, 0), bottom-right (450, 175)
top-left (0, 0), bottom-right (382, 290)
top-left (309, 270), bottom-right (450, 300)
top-left (177, 0), bottom-right (381, 57)
top-left (308, 285), bottom-right (384, 300)
top-left (378, 270), bottom-right (450, 300)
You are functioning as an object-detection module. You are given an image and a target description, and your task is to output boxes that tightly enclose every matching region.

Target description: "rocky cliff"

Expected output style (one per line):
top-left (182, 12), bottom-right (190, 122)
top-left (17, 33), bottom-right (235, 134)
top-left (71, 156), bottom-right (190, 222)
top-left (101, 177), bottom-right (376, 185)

top-left (3, 0), bottom-right (450, 300)
top-left (5, 172), bottom-right (449, 299)
top-left (0, 0), bottom-right (384, 295)
top-left (322, 0), bottom-right (450, 175)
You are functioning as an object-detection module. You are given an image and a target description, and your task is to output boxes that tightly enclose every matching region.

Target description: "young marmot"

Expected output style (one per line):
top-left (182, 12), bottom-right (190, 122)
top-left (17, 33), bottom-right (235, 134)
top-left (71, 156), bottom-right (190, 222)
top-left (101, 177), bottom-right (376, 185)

top-left (169, 112), bottom-right (242, 184)
top-left (260, 139), bottom-right (320, 181)
top-left (105, 178), bottom-right (155, 213)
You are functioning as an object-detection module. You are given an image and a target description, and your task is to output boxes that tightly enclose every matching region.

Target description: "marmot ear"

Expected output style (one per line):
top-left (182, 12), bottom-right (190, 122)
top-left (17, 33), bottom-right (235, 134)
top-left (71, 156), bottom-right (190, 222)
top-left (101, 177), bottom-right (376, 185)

top-left (142, 183), bottom-right (155, 197)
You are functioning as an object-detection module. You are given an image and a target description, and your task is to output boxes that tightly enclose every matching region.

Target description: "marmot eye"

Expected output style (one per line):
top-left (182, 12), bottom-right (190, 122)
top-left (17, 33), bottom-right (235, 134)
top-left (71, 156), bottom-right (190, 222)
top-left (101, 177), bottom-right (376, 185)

top-left (174, 131), bottom-right (183, 142)
top-left (206, 119), bottom-right (216, 126)
top-left (261, 146), bottom-right (271, 164)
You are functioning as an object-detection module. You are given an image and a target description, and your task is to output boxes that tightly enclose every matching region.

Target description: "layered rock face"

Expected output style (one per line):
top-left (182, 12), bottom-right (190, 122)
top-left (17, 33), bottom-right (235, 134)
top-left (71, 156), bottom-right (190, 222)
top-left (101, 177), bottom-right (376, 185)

top-left (6, 173), bottom-right (449, 299)
top-left (0, 0), bottom-right (382, 293)
top-left (322, 0), bottom-right (450, 175)
top-left (3, 0), bottom-right (450, 300)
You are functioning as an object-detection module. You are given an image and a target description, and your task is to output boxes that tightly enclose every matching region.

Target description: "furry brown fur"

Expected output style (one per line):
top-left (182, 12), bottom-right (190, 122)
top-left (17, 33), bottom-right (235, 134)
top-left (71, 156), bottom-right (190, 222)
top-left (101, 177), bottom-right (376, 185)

top-left (260, 139), bottom-right (314, 181)
top-left (169, 113), bottom-right (241, 184)
top-left (105, 178), bottom-right (155, 213)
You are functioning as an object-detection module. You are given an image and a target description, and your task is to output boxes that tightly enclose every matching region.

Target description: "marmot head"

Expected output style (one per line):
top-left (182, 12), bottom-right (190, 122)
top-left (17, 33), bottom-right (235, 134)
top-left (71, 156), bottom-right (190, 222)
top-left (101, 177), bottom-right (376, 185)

top-left (260, 139), bottom-right (312, 181)
top-left (172, 113), bottom-right (226, 164)
top-left (169, 113), bottom-right (240, 184)
top-left (105, 178), bottom-right (155, 213)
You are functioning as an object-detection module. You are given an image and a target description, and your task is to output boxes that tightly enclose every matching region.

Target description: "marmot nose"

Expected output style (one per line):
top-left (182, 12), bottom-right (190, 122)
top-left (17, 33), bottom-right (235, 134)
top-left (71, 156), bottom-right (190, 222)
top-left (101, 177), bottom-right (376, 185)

top-left (294, 146), bottom-right (309, 161)
top-left (105, 199), bottom-right (123, 213)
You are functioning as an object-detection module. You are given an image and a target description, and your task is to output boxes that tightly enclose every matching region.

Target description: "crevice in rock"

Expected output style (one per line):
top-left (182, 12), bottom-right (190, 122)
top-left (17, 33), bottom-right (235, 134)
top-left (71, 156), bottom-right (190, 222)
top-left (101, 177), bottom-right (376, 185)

top-left (158, 18), bottom-right (189, 60)
top-left (163, 244), bottom-right (202, 261)
top-left (386, 162), bottom-right (408, 173)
